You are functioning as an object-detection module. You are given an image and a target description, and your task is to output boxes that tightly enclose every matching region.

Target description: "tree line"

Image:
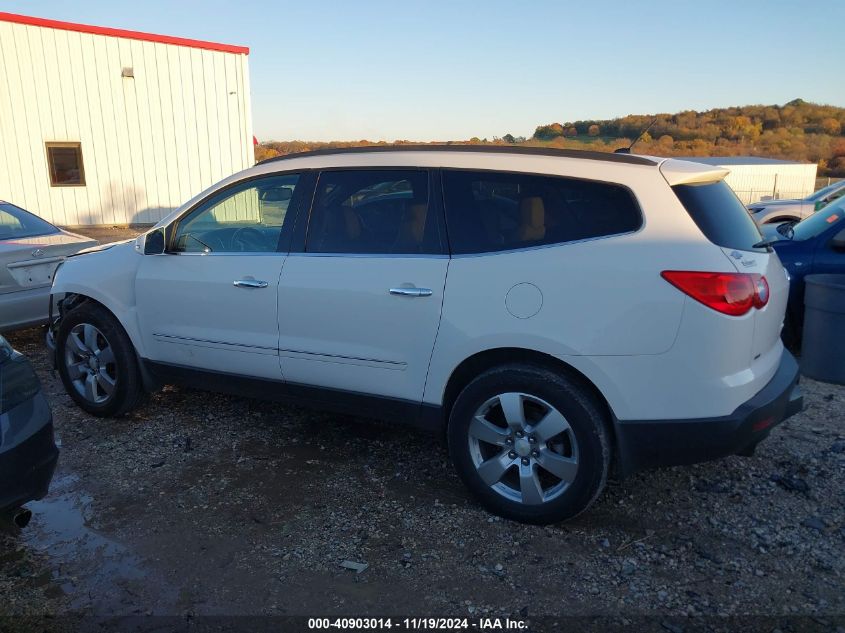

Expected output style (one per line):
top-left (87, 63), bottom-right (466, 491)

top-left (255, 99), bottom-right (845, 176)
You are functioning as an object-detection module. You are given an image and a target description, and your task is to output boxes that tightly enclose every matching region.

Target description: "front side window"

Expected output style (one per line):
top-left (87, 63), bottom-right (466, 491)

top-left (172, 174), bottom-right (300, 253)
top-left (442, 170), bottom-right (642, 254)
top-left (306, 170), bottom-right (440, 254)
top-left (46, 143), bottom-right (85, 186)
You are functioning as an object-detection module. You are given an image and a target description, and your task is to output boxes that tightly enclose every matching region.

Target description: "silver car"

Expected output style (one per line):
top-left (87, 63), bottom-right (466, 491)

top-left (0, 201), bottom-right (97, 332)
top-left (747, 179), bottom-right (845, 225)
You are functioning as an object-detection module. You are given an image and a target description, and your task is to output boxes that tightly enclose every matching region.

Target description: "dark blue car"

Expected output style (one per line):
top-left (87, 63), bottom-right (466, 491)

top-left (761, 198), bottom-right (845, 344)
top-left (0, 334), bottom-right (58, 528)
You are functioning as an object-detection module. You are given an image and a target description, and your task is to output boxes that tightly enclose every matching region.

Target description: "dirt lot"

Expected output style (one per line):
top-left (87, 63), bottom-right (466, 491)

top-left (1, 227), bottom-right (844, 628)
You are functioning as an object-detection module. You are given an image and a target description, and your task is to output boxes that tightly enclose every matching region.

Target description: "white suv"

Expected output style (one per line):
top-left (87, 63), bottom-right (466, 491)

top-left (49, 146), bottom-right (803, 524)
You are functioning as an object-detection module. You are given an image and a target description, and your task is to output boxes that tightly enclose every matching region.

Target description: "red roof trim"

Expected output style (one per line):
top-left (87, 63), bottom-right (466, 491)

top-left (0, 12), bottom-right (249, 55)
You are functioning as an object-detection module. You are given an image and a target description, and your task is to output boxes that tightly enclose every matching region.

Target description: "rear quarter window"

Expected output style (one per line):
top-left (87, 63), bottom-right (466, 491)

top-left (442, 170), bottom-right (642, 255)
top-left (672, 181), bottom-right (765, 253)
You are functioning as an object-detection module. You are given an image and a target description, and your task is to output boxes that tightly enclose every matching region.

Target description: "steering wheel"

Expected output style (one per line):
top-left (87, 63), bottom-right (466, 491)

top-left (232, 227), bottom-right (268, 252)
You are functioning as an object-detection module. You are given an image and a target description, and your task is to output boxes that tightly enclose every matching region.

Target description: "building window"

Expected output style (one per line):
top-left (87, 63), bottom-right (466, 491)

top-left (46, 143), bottom-right (85, 186)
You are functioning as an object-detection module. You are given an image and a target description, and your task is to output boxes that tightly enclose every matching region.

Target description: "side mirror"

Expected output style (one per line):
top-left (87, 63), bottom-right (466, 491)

top-left (143, 228), bottom-right (165, 255)
top-left (831, 227), bottom-right (845, 251)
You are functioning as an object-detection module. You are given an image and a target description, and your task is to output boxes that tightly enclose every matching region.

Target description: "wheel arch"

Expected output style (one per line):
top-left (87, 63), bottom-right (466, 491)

top-left (439, 347), bottom-right (617, 437)
top-left (764, 215), bottom-right (800, 224)
top-left (54, 292), bottom-right (156, 391)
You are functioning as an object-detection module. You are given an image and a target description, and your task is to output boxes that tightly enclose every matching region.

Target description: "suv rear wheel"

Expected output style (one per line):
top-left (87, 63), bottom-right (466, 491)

top-left (56, 302), bottom-right (144, 417)
top-left (448, 364), bottom-right (610, 524)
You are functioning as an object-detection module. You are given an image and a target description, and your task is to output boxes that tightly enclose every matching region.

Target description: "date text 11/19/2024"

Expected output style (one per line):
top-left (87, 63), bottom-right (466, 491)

top-left (307, 618), bottom-right (528, 630)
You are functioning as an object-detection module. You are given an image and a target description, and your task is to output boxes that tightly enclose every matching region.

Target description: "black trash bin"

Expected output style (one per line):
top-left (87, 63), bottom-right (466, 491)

top-left (801, 274), bottom-right (845, 385)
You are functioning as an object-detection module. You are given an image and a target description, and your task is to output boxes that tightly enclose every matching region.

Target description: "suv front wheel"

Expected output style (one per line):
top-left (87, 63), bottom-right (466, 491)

top-left (56, 302), bottom-right (144, 417)
top-left (448, 364), bottom-right (611, 524)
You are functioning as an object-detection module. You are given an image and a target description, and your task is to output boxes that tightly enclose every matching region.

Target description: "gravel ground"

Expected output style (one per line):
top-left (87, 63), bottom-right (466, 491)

top-left (1, 226), bottom-right (843, 628)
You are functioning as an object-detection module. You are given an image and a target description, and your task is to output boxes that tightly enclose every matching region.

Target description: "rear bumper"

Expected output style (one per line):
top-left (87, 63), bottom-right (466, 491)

top-left (0, 285), bottom-right (50, 333)
top-left (0, 392), bottom-right (59, 511)
top-left (615, 350), bottom-right (803, 476)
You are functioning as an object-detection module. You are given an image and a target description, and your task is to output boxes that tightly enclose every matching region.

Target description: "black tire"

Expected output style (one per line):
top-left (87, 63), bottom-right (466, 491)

top-left (448, 364), bottom-right (611, 524)
top-left (56, 302), bottom-right (144, 417)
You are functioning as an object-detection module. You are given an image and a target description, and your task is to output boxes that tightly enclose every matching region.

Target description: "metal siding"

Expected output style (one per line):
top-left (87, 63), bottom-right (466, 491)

top-left (0, 19), bottom-right (252, 225)
top-left (722, 163), bottom-right (818, 204)
top-left (241, 55), bottom-right (254, 170)
top-left (7, 24), bottom-right (41, 213)
top-left (153, 42), bottom-right (181, 218)
top-left (166, 44), bottom-right (192, 204)
top-left (190, 48), bottom-right (210, 193)
top-left (0, 23), bottom-right (20, 207)
top-left (119, 37), bottom-right (143, 221)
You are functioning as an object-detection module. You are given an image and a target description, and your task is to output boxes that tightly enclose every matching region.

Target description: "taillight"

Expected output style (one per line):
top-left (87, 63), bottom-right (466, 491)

top-left (753, 275), bottom-right (769, 309)
top-left (661, 271), bottom-right (769, 316)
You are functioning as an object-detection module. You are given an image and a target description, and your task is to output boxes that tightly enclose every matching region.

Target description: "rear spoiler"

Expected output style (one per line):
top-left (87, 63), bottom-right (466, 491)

top-left (659, 158), bottom-right (730, 186)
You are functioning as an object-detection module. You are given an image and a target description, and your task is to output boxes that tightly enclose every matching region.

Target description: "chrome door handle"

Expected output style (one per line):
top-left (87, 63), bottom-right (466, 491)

top-left (233, 279), bottom-right (268, 289)
top-left (389, 287), bottom-right (432, 297)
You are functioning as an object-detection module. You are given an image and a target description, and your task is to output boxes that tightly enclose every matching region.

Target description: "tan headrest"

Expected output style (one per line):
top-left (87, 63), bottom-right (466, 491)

top-left (406, 203), bottom-right (427, 243)
top-left (518, 197), bottom-right (545, 241)
top-left (343, 208), bottom-right (361, 239)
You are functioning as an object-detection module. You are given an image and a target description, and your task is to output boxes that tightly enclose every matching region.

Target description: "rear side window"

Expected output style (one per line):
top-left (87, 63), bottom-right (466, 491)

top-left (442, 170), bottom-right (641, 254)
top-left (0, 202), bottom-right (59, 240)
top-left (672, 181), bottom-right (764, 252)
top-left (306, 170), bottom-right (442, 254)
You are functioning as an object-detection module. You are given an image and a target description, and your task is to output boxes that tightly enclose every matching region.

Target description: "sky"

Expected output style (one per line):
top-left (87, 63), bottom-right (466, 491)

top-left (3, 0), bottom-right (844, 142)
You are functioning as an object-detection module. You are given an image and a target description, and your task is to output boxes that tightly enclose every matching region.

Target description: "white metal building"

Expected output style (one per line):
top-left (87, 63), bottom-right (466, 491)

top-left (681, 157), bottom-right (817, 205)
top-left (0, 12), bottom-right (254, 226)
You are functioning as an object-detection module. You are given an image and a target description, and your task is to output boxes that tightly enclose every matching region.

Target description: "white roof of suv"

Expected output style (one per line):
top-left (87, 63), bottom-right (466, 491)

top-left (251, 145), bottom-right (731, 186)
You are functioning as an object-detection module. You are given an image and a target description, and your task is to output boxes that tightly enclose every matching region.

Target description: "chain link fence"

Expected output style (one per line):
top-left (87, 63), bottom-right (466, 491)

top-left (733, 177), bottom-right (843, 205)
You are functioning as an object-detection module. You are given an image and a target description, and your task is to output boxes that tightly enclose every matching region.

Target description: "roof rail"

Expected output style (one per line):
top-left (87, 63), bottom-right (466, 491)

top-left (255, 144), bottom-right (657, 166)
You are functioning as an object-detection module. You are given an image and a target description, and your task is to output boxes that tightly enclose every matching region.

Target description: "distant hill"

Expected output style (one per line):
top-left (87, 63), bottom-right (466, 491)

top-left (530, 99), bottom-right (845, 175)
top-left (255, 100), bottom-right (845, 176)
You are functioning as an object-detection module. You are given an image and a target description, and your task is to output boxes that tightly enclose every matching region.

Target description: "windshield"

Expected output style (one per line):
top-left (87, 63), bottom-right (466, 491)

top-left (0, 202), bottom-right (59, 240)
top-left (792, 198), bottom-right (845, 241)
top-left (807, 180), bottom-right (845, 202)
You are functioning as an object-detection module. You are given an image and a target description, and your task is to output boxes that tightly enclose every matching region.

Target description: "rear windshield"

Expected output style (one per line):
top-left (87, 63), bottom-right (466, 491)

top-left (0, 202), bottom-right (59, 240)
top-left (672, 181), bottom-right (765, 252)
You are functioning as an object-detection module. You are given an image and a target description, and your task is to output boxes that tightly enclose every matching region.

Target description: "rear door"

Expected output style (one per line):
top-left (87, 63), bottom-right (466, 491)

top-left (276, 169), bottom-right (448, 403)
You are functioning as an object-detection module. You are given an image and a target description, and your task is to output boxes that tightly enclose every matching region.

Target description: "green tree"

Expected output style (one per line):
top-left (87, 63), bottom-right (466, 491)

top-left (533, 123), bottom-right (565, 140)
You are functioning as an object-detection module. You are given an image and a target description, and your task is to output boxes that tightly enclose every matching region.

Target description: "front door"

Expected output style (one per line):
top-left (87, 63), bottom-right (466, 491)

top-left (136, 172), bottom-right (306, 380)
top-left (277, 169), bottom-right (449, 403)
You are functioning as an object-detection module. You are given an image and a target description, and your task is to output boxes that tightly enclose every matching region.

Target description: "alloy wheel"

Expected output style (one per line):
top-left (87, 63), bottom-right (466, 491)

top-left (64, 323), bottom-right (117, 405)
top-left (467, 392), bottom-right (579, 505)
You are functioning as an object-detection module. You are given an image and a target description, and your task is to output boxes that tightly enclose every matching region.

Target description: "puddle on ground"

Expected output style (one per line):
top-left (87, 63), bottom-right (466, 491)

top-left (23, 474), bottom-right (174, 614)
